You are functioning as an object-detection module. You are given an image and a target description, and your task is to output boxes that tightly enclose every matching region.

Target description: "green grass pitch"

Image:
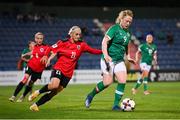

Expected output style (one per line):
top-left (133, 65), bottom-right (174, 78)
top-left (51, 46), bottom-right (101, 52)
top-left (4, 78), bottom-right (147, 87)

top-left (0, 82), bottom-right (180, 119)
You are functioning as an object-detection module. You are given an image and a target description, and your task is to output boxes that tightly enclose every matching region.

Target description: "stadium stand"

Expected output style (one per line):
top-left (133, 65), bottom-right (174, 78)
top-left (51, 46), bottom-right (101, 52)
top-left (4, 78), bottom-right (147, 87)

top-left (0, 16), bottom-right (180, 70)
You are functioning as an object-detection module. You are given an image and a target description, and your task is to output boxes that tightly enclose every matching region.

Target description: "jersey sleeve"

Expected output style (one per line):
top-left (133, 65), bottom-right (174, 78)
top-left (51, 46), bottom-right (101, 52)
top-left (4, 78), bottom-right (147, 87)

top-left (105, 25), bottom-right (116, 40)
top-left (138, 44), bottom-right (143, 52)
top-left (21, 48), bottom-right (28, 55)
top-left (51, 40), bottom-right (63, 53)
top-left (83, 42), bottom-right (102, 54)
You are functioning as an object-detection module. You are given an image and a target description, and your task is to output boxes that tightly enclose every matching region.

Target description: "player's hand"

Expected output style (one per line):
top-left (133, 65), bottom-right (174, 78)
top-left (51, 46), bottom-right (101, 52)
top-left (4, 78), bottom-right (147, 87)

top-left (45, 59), bottom-right (51, 67)
top-left (127, 55), bottom-right (136, 64)
top-left (129, 59), bottom-right (136, 64)
top-left (127, 57), bottom-right (136, 65)
top-left (40, 56), bottom-right (48, 65)
top-left (104, 55), bottom-right (112, 63)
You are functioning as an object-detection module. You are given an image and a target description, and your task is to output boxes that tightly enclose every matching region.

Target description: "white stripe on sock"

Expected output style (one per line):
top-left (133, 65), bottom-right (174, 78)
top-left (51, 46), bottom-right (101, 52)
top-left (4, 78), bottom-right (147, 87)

top-left (143, 81), bottom-right (148, 84)
top-left (137, 80), bottom-right (141, 84)
top-left (115, 90), bottom-right (124, 95)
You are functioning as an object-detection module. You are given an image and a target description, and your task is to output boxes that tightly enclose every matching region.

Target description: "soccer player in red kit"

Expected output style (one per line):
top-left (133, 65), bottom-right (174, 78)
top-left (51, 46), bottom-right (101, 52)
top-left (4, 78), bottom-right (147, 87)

top-left (28, 26), bottom-right (102, 111)
top-left (9, 41), bottom-right (35, 102)
top-left (9, 32), bottom-right (50, 102)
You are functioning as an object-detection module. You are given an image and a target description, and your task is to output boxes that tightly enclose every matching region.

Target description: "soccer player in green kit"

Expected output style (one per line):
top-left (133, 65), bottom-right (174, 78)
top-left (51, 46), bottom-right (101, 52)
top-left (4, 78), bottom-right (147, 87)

top-left (85, 9), bottom-right (136, 111)
top-left (21, 41), bottom-right (36, 71)
top-left (132, 34), bottom-right (157, 95)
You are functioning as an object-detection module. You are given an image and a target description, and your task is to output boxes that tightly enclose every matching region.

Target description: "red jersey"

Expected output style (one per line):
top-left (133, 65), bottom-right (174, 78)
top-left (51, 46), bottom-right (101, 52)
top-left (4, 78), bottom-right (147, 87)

top-left (51, 39), bottom-right (102, 78)
top-left (28, 44), bottom-right (49, 72)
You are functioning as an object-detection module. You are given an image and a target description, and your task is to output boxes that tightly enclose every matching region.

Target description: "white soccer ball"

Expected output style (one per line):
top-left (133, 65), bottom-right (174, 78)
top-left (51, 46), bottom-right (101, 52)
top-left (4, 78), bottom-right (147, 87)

top-left (120, 98), bottom-right (135, 111)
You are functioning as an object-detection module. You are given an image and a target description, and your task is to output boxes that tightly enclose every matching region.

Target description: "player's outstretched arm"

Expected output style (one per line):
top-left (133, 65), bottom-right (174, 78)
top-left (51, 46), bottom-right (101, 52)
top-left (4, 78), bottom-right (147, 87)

top-left (135, 50), bottom-right (141, 64)
top-left (46, 52), bottom-right (57, 67)
top-left (84, 43), bottom-right (102, 55)
top-left (102, 35), bottom-right (112, 62)
top-left (21, 51), bottom-right (32, 62)
top-left (153, 52), bottom-right (158, 65)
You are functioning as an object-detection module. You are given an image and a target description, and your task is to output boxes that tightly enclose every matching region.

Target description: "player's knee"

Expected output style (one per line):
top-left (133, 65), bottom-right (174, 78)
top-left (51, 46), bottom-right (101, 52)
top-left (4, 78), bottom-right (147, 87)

top-left (103, 76), bottom-right (113, 86)
top-left (119, 79), bottom-right (126, 83)
top-left (48, 80), bottom-right (60, 90)
top-left (104, 80), bottom-right (113, 86)
top-left (51, 84), bottom-right (59, 90)
top-left (21, 80), bottom-right (28, 84)
top-left (21, 76), bottom-right (29, 84)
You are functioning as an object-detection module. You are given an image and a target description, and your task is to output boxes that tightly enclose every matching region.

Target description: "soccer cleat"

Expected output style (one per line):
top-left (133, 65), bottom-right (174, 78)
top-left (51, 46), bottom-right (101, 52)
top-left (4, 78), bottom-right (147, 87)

top-left (9, 96), bottom-right (16, 102)
top-left (85, 95), bottom-right (93, 108)
top-left (112, 105), bottom-right (122, 111)
top-left (28, 90), bottom-right (40, 102)
top-left (144, 90), bottom-right (151, 95)
top-left (131, 88), bottom-right (138, 95)
top-left (30, 103), bottom-right (39, 112)
top-left (16, 95), bottom-right (25, 102)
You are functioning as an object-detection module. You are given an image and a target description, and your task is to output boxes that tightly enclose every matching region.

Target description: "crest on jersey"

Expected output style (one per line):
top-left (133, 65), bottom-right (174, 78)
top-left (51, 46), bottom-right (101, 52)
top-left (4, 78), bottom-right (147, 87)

top-left (148, 49), bottom-right (153, 54)
top-left (77, 45), bottom-right (81, 50)
top-left (40, 48), bottom-right (44, 52)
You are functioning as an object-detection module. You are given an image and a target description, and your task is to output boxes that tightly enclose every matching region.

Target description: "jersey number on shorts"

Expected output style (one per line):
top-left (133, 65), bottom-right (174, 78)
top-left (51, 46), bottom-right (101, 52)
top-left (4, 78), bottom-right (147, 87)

top-left (56, 70), bottom-right (61, 75)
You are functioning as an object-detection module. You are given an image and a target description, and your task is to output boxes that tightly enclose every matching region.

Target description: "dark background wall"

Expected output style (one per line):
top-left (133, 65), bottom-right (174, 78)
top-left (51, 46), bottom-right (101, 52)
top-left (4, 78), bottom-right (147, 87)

top-left (0, 0), bottom-right (180, 20)
top-left (0, 4), bottom-right (180, 19)
top-left (1, 0), bottom-right (180, 7)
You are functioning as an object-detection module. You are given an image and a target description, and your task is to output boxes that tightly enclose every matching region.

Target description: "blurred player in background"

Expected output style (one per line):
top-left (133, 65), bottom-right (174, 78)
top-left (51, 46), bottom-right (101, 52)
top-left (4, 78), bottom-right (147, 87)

top-left (85, 9), bottom-right (135, 111)
top-left (28, 26), bottom-right (102, 111)
top-left (9, 32), bottom-right (50, 102)
top-left (132, 34), bottom-right (157, 95)
top-left (9, 40), bottom-right (35, 102)
top-left (21, 41), bottom-right (36, 72)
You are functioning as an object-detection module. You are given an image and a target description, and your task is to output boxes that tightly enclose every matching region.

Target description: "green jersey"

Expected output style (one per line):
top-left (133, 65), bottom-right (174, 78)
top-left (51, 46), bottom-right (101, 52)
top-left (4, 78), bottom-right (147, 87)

top-left (103, 24), bottom-right (131, 63)
top-left (21, 48), bottom-right (31, 68)
top-left (139, 43), bottom-right (157, 65)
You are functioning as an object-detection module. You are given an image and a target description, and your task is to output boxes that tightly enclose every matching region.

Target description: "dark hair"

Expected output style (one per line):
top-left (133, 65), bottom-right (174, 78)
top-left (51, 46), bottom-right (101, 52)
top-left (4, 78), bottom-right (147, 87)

top-left (28, 40), bottom-right (35, 47)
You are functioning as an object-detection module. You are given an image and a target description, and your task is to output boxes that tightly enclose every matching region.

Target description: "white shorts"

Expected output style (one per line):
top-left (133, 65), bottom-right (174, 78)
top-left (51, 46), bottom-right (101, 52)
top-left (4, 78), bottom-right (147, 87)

top-left (140, 63), bottom-right (151, 72)
top-left (101, 59), bottom-right (127, 75)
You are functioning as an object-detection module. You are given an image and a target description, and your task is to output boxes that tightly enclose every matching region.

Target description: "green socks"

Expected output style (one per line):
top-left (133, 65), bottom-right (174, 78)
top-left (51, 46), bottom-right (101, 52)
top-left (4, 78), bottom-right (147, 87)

top-left (113, 83), bottom-right (125, 106)
top-left (134, 77), bottom-right (148, 91)
top-left (134, 78), bottom-right (142, 89)
top-left (88, 81), bottom-right (107, 97)
top-left (143, 77), bottom-right (148, 91)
